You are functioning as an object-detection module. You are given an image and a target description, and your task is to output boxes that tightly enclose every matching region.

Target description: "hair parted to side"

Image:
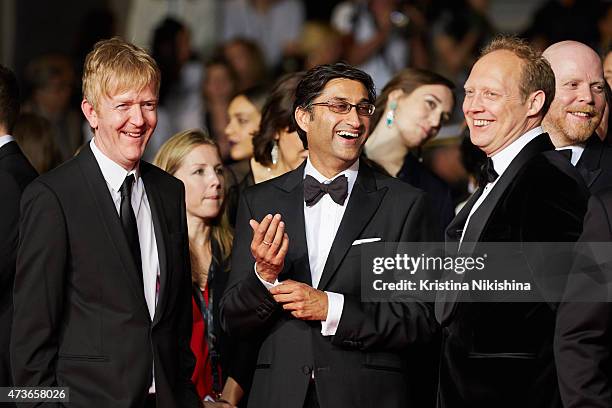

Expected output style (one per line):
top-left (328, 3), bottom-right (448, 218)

top-left (371, 68), bottom-right (455, 130)
top-left (82, 37), bottom-right (160, 110)
top-left (153, 129), bottom-right (233, 272)
top-left (253, 72), bottom-right (305, 166)
top-left (0, 64), bottom-right (20, 132)
top-left (293, 62), bottom-right (376, 147)
top-left (480, 35), bottom-right (555, 116)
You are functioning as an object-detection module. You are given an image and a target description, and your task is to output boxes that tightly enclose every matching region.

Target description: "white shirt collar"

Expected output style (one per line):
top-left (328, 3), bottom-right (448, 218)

top-left (90, 138), bottom-right (140, 193)
top-left (555, 144), bottom-right (585, 166)
top-left (304, 158), bottom-right (359, 198)
top-left (0, 134), bottom-right (15, 149)
top-left (491, 126), bottom-right (544, 177)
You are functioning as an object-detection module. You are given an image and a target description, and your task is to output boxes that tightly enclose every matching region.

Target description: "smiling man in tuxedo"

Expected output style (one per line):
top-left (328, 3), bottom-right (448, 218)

top-left (11, 38), bottom-right (199, 407)
top-left (436, 37), bottom-right (589, 408)
top-left (542, 40), bottom-right (612, 193)
top-left (220, 62), bottom-right (437, 408)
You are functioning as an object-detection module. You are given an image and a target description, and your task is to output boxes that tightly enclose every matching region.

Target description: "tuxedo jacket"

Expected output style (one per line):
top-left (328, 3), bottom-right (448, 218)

top-left (437, 134), bottom-right (589, 408)
top-left (11, 145), bottom-right (199, 407)
top-left (555, 188), bottom-right (612, 408)
top-left (0, 141), bottom-right (37, 390)
top-left (220, 160), bottom-right (438, 408)
top-left (576, 134), bottom-right (612, 193)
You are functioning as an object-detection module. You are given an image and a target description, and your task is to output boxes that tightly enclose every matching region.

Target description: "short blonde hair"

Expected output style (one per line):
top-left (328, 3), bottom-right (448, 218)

top-left (154, 129), bottom-right (234, 274)
top-left (82, 37), bottom-right (160, 109)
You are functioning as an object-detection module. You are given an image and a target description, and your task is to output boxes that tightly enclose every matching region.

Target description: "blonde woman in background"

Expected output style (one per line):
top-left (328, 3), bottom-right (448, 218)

top-left (154, 129), bottom-right (242, 407)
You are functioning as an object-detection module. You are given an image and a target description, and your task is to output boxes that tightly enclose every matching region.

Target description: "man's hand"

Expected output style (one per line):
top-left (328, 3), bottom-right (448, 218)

top-left (250, 214), bottom-right (289, 283)
top-left (270, 280), bottom-right (328, 321)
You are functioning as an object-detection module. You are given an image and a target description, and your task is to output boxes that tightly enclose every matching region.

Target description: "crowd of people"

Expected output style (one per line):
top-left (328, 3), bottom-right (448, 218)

top-left (2, 1), bottom-right (612, 408)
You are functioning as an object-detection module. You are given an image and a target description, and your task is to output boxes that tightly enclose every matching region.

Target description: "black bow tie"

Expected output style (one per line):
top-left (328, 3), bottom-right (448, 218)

top-left (558, 148), bottom-right (572, 162)
top-left (304, 174), bottom-right (348, 206)
top-left (479, 157), bottom-right (499, 187)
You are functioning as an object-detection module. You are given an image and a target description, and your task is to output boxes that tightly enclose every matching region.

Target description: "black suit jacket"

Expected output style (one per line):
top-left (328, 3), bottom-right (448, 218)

top-left (576, 134), bottom-right (612, 193)
top-left (0, 141), bottom-right (37, 391)
top-left (220, 160), bottom-right (438, 408)
top-left (11, 145), bottom-right (199, 407)
top-left (437, 133), bottom-right (589, 408)
top-left (555, 188), bottom-right (612, 408)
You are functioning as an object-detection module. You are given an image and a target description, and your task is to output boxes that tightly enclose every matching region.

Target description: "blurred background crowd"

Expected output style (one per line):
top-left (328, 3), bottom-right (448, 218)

top-left (2, 0), bottom-right (612, 211)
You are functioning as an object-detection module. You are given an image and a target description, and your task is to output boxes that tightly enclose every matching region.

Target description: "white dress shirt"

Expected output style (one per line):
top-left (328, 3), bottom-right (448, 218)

top-left (90, 139), bottom-right (159, 392)
top-left (460, 126), bottom-right (544, 246)
top-left (256, 158), bottom-right (359, 336)
top-left (0, 134), bottom-right (15, 148)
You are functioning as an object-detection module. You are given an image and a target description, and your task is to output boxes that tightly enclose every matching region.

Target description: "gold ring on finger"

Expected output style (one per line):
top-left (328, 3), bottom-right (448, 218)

top-left (262, 240), bottom-right (272, 246)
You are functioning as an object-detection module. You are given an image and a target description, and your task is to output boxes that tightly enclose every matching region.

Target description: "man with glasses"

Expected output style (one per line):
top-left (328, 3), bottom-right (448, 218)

top-left (221, 62), bottom-right (437, 408)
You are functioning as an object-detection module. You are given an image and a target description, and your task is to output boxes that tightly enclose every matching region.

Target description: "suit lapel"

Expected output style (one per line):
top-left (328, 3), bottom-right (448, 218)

top-left (141, 164), bottom-right (169, 325)
top-left (77, 145), bottom-right (149, 317)
top-left (317, 162), bottom-right (386, 291)
top-left (459, 134), bottom-right (553, 254)
top-left (279, 163), bottom-right (312, 285)
top-left (577, 135), bottom-right (603, 188)
top-left (437, 133), bottom-right (554, 324)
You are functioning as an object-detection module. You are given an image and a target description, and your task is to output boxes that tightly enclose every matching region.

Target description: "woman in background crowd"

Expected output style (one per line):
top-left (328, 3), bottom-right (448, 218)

top-left (224, 86), bottom-right (267, 192)
top-left (226, 73), bottom-right (307, 225)
top-left (154, 130), bottom-right (241, 408)
top-left (365, 68), bottom-right (455, 234)
top-left (202, 56), bottom-right (238, 162)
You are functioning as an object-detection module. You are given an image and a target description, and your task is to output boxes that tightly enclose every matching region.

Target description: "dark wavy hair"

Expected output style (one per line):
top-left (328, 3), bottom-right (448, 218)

top-left (252, 72), bottom-right (305, 166)
top-left (293, 62), bottom-right (376, 147)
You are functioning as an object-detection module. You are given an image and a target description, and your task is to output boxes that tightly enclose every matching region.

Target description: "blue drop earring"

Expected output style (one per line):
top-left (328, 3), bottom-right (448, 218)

top-left (386, 101), bottom-right (397, 128)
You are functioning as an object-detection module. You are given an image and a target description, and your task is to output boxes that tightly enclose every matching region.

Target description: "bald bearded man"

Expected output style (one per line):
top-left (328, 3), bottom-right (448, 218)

top-left (543, 40), bottom-right (612, 193)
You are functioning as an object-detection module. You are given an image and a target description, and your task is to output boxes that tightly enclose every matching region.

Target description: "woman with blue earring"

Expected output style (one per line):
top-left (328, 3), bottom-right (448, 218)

top-left (365, 68), bottom-right (456, 235)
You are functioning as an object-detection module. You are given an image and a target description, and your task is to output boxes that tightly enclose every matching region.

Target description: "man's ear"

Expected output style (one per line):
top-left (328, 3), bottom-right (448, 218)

top-left (81, 99), bottom-right (99, 130)
top-left (295, 106), bottom-right (312, 136)
top-left (527, 90), bottom-right (546, 117)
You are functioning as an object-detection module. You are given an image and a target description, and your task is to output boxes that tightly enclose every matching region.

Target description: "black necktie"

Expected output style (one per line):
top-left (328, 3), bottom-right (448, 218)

top-left (558, 149), bottom-right (573, 162)
top-left (120, 175), bottom-right (142, 272)
top-left (304, 174), bottom-right (348, 206)
top-left (479, 157), bottom-right (499, 187)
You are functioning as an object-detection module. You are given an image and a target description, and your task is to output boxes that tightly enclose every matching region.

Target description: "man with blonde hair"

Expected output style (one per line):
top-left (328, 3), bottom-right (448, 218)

top-left (11, 37), bottom-right (200, 407)
top-left (437, 36), bottom-right (589, 407)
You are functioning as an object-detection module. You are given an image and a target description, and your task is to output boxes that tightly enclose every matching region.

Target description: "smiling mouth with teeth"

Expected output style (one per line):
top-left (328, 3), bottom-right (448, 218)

top-left (569, 111), bottom-right (594, 118)
top-left (336, 130), bottom-right (360, 139)
top-left (473, 119), bottom-right (493, 127)
top-left (124, 131), bottom-right (142, 137)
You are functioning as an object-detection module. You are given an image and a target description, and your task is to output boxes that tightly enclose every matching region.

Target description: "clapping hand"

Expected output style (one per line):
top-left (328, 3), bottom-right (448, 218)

top-left (250, 214), bottom-right (289, 283)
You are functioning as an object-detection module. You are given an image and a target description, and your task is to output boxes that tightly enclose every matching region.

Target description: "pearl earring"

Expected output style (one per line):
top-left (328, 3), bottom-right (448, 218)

top-left (271, 140), bottom-right (279, 165)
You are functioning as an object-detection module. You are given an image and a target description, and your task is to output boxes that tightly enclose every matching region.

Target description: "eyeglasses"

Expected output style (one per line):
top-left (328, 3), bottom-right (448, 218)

top-left (310, 101), bottom-right (376, 117)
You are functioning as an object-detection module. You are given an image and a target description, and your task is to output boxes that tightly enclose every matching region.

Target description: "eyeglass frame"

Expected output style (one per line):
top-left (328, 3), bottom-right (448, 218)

top-left (308, 100), bottom-right (376, 117)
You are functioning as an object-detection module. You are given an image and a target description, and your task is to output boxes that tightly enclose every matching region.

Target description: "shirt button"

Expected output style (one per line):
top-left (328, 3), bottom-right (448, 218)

top-left (301, 365), bottom-right (312, 375)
